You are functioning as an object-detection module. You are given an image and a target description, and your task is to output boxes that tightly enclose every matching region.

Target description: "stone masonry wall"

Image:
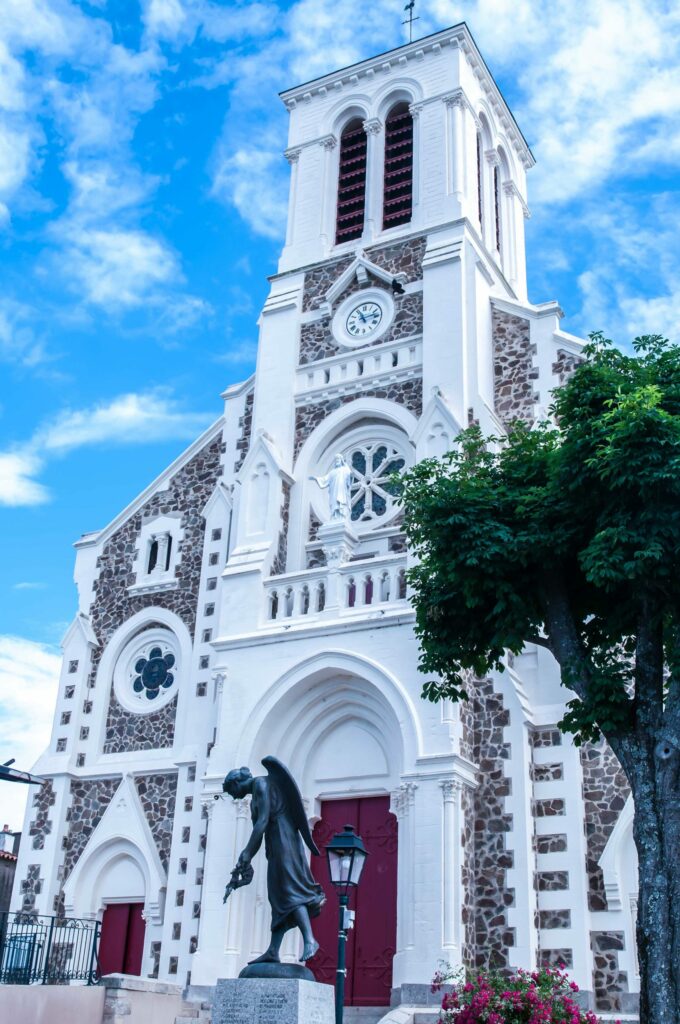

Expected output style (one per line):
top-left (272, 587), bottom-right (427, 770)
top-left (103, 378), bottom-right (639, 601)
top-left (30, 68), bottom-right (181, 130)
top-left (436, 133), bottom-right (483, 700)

top-left (590, 931), bottom-right (629, 1012)
top-left (234, 390), bottom-right (254, 473)
top-left (294, 380), bottom-right (422, 461)
top-left (463, 677), bottom-right (515, 971)
top-left (18, 781), bottom-right (56, 914)
top-left (299, 292), bottom-right (423, 364)
top-left (62, 777), bottom-right (121, 880)
top-left (89, 434), bottom-right (223, 755)
top-left (580, 740), bottom-right (630, 911)
top-left (552, 349), bottom-right (583, 386)
top-left (299, 236), bottom-right (426, 363)
top-left (135, 772), bottom-right (178, 873)
top-left (271, 481), bottom-right (292, 576)
top-left (300, 236), bottom-right (426, 312)
top-left (492, 309), bottom-right (538, 427)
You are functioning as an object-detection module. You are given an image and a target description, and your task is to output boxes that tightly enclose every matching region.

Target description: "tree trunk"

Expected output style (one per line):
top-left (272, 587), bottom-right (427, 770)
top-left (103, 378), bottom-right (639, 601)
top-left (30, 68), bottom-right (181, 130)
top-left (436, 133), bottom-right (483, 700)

top-left (615, 734), bottom-right (680, 1024)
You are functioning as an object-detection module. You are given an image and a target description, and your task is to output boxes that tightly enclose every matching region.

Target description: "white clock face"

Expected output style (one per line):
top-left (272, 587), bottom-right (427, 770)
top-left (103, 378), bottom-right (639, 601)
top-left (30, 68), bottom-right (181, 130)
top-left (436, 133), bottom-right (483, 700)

top-left (346, 301), bottom-right (383, 338)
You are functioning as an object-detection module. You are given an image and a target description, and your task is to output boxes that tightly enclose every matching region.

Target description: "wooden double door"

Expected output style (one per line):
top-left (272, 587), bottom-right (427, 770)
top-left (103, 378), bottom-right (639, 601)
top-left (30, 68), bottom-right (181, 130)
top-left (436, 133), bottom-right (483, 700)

top-left (310, 796), bottom-right (398, 1007)
top-left (98, 902), bottom-right (145, 977)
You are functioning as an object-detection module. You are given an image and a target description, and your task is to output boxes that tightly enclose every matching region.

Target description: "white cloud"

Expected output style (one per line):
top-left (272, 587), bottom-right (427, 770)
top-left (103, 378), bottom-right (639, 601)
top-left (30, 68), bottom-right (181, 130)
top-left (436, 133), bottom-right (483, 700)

top-left (13, 582), bottom-right (47, 590)
top-left (211, 142), bottom-right (288, 240)
top-left (0, 451), bottom-right (49, 506)
top-left (0, 635), bottom-right (61, 831)
top-left (60, 226), bottom-right (179, 308)
top-left (143, 0), bottom-right (188, 41)
top-left (37, 390), bottom-right (212, 453)
top-left (0, 390), bottom-right (212, 506)
top-left (217, 340), bottom-right (258, 365)
top-left (0, 299), bottom-right (50, 368)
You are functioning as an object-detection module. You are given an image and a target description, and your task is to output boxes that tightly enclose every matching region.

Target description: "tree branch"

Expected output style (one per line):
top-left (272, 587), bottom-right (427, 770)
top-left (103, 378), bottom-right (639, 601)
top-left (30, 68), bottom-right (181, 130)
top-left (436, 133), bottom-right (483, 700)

top-left (539, 572), bottom-right (592, 702)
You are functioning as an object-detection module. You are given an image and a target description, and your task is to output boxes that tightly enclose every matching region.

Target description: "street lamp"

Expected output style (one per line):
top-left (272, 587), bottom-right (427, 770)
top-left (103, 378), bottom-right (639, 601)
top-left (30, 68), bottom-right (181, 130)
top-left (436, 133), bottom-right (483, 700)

top-left (325, 824), bottom-right (368, 1024)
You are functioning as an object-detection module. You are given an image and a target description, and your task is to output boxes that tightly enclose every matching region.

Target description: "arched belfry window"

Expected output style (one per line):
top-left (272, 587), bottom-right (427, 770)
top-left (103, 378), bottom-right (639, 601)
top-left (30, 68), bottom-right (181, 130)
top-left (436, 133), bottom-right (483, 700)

top-left (382, 103), bottom-right (413, 229)
top-left (335, 119), bottom-right (367, 244)
top-left (493, 164), bottom-right (501, 253)
top-left (476, 132), bottom-right (484, 232)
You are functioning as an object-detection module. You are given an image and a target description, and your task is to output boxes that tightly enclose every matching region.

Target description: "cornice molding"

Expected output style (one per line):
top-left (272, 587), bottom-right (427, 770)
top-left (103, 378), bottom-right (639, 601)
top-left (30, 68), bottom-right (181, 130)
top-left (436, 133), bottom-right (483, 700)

top-left (279, 23), bottom-right (534, 169)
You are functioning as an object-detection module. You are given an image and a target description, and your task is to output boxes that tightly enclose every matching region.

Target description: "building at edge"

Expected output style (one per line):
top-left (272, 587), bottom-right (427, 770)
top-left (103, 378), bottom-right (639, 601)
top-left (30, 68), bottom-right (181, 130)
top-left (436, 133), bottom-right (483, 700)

top-left (12, 23), bottom-right (638, 1018)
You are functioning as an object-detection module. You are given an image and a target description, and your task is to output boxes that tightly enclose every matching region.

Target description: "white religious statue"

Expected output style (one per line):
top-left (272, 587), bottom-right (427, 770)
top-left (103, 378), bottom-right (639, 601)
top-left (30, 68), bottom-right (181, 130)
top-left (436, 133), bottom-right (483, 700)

top-left (309, 454), bottom-right (353, 522)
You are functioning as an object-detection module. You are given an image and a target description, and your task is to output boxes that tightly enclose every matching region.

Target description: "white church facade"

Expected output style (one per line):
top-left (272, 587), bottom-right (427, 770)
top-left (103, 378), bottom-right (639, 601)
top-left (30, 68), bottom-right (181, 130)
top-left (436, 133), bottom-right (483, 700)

top-left (12, 23), bottom-right (638, 1018)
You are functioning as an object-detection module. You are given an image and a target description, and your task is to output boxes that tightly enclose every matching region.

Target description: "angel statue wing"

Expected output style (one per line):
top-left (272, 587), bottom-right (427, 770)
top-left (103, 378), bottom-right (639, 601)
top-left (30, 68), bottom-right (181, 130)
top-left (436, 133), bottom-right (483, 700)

top-left (261, 755), bottom-right (320, 856)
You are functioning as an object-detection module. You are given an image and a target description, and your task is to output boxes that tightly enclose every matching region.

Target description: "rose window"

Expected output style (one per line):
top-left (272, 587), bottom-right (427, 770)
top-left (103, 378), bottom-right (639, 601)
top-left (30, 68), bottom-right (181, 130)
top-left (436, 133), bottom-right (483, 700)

top-left (113, 629), bottom-right (180, 713)
top-left (132, 647), bottom-right (175, 701)
top-left (344, 441), bottom-right (406, 523)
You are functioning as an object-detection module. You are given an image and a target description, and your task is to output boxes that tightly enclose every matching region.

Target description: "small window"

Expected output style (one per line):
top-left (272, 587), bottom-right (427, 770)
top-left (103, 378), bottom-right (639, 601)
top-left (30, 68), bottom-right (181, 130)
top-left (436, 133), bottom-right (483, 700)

top-left (382, 103), bottom-right (413, 229)
top-left (147, 532), bottom-right (172, 576)
top-left (335, 119), bottom-right (367, 244)
top-left (148, 538), bottom-right (159, 573)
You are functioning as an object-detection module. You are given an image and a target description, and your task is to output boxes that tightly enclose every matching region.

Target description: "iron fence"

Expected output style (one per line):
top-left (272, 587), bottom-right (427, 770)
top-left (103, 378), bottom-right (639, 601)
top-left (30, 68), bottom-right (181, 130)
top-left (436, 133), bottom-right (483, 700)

top-left (0, 910), bottom-right (100, 985)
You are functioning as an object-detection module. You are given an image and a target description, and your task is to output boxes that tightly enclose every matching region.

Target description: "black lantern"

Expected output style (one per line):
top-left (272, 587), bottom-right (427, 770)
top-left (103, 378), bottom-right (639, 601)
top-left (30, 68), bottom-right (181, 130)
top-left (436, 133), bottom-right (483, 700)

top-left (325, 824), bottom-right (368, 893)
top-left (325, 825), bottom-right (368, 1024)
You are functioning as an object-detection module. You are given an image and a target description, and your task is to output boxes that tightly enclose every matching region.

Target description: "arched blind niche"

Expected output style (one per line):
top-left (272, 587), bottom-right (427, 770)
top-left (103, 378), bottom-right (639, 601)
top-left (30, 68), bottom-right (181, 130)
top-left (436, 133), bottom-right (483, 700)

top-left (335, 119), bottom-right (368, 244)
top-left (382, 103), bottom-right (413, 229)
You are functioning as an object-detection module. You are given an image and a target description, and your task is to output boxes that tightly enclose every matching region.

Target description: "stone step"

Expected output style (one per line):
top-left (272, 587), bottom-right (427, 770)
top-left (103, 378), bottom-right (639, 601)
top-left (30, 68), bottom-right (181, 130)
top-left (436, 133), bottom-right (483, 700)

top-left (174, 1005), bottom-right (212, 1024)
top-left (412, 1013), bottom-right (440, 1024)
top-left (344, 1009), bottom-right (390, 1024)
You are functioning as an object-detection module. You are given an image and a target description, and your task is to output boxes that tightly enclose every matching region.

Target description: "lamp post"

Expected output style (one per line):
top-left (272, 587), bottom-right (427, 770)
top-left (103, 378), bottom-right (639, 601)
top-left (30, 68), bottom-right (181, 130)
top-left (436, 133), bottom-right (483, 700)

top-left (325, 824), bottom-right (368, 1024)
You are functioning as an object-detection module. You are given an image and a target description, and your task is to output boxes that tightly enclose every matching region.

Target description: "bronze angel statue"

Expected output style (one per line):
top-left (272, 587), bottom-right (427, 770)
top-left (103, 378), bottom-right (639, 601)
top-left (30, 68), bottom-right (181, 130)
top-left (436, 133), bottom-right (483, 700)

top-left (222, 756), bottom-right (325, 963)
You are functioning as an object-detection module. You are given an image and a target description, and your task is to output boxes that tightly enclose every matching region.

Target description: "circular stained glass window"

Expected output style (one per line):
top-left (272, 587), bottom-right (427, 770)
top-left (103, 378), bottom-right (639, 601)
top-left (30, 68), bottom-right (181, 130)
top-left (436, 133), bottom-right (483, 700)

top-left (113, 629), bottom-right (180, 714)
top-left (341, 440), bottom-right (407, 523)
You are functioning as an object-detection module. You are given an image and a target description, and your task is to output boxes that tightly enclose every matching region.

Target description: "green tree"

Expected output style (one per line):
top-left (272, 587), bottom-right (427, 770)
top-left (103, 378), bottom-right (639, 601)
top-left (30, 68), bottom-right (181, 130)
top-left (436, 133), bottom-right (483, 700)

top-left (399, 335), bottom-right (680, 1024)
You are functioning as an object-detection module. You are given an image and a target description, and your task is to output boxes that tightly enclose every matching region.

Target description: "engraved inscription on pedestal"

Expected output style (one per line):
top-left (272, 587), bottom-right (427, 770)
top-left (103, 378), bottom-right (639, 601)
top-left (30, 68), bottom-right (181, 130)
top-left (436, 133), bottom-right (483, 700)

top-left (212, 978), bottom-right (334, 1024)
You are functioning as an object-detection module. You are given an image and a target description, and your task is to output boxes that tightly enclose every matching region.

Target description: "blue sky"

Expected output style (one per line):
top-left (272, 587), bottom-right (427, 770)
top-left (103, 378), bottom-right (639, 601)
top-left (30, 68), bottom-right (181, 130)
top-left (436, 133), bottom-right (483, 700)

top-left (0, 0), bottom-right (679, 827)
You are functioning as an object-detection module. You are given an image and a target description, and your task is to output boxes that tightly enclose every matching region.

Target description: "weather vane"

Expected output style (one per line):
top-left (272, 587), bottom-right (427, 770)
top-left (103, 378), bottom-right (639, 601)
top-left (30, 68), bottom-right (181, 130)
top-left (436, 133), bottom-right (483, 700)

top-left (402, 0), bottom-right (419, 43)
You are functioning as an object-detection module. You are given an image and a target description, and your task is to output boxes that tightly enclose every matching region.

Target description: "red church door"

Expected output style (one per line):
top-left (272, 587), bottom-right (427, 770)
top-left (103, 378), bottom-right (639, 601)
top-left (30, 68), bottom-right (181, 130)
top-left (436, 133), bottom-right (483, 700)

top-left (310, 796), bottom-right (398, 1007)
top-left (98, 903), bottom-right (146, 977)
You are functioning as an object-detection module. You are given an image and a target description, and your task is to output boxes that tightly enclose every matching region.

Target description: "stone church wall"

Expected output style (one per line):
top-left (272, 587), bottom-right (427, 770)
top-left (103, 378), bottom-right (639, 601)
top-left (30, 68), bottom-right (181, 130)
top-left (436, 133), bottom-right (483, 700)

top-left (492, 309), bottom-right (539, 426)
top-left (86, 434), bottom-right (223, 755)
top-left (294, 380), bottom-right (422, 461)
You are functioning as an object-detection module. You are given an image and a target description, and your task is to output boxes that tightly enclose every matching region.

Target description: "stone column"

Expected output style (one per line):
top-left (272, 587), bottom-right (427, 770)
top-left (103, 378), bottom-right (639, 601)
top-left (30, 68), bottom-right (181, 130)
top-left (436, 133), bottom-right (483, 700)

top-left (391, 782), bottom-right (418, 956)
top-left (284, 148), bottom-right (301, 248)
top-left (440, 779), bottom-right (463, 954)
top-left (318, 135), bottom-right (337, 250)
top-left (503, 181), bottom-right (530, 299)
top-left (225, 797), bottom-right (252, 957)
top-left (191, 793), bottom-right (229, 985)
top-left (362, 118), bottom-right (383, 242)
top-left (408, 102), bottom-right (423, 224)
top-left (485, 149), bottom-right (501, 256)
top-left (444, 93), bottom-right (466, 214)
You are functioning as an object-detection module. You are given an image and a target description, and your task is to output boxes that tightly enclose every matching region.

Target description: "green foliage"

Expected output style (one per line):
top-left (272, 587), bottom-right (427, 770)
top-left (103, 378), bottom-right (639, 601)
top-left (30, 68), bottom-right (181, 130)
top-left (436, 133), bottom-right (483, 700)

top-left (400, 334), bottom-right (680, 742)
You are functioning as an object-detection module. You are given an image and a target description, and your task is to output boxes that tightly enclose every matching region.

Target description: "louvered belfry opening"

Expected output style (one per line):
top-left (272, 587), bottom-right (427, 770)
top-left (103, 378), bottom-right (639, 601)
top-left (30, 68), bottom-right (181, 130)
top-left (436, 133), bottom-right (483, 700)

top-left (382, 103), bottom-right (413, 229)
top-left (335, 119), bottom-right (368, 244)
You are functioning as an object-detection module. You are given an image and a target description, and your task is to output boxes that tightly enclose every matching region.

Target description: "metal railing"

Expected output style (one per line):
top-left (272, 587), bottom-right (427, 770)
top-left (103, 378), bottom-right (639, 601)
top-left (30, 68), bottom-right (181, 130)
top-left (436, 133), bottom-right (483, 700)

top-left (0, 911), bottom-right (100, 985)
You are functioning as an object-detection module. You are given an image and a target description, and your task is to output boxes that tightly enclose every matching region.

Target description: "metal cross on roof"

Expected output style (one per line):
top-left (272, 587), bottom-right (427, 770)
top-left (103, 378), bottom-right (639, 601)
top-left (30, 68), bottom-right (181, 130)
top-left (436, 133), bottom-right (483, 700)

top-left (402, 0), bottom-right (420, 43)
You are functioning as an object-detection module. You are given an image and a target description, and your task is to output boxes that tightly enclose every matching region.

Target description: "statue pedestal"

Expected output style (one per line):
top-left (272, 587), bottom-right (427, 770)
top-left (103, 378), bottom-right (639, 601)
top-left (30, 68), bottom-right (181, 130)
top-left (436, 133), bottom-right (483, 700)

top-left (317, 519), bottom-right (358, 566)
top-left (212, 977), bottom-right (334, 1024)
top-left (317, 520), bottom-right (359, 611)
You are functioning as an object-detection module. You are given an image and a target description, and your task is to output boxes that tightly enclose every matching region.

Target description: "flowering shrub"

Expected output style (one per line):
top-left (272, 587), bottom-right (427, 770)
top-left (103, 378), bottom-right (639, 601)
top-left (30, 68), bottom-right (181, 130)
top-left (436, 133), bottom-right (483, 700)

top-left (432, 964), bottom-right (616, 1024)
